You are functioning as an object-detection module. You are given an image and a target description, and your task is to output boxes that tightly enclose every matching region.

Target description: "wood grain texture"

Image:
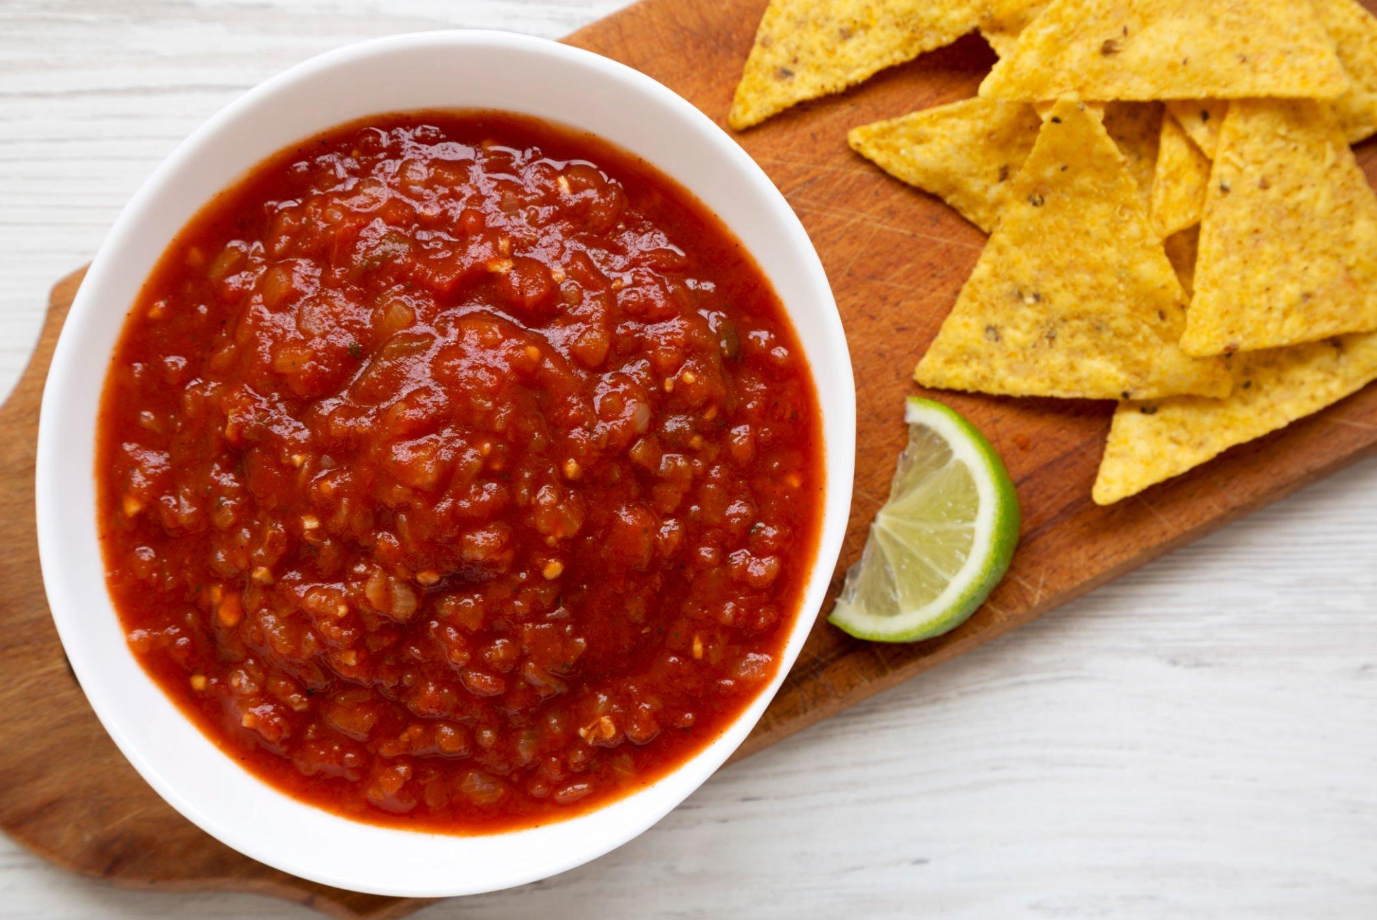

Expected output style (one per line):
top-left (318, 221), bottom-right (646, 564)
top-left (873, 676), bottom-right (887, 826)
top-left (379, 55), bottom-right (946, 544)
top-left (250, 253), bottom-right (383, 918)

top-left (3, 1), bottom-right (1377, 918)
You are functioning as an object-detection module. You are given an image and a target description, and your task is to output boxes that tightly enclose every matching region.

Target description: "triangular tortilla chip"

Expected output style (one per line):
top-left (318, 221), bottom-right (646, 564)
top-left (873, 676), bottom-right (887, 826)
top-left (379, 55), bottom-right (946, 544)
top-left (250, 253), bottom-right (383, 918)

top-left (1312, 0), bottom-right (1377, 144)
top-left (1094, 333), bottom-right (1377, 504)
top-left (980, 0), bottom-right (1350, 101)
top-left (728, 0), bottom-right (984, 130)
top-left (1182, 100), bottom-right (1377, 356)
top-left (1166, 100), bottom-right (1226, 157)
top-left (848, 98), bottom-right (1042, 232)
top-left (979, 0), bottom-right (1049, 58)
top-left (1150, 114), bottom-right (1210, 238)
top-left (915, 99), bottom-right (1231, 400)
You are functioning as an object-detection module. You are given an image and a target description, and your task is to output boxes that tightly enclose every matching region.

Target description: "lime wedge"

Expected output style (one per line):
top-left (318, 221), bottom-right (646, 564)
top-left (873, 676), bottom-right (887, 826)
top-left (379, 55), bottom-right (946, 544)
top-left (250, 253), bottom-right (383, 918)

top-left (828, 397), bottom-right (1020, 643)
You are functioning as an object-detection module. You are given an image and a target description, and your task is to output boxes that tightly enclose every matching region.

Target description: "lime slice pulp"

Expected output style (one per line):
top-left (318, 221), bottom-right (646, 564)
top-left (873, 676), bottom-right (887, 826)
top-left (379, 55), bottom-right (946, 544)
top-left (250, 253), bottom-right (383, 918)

top-left (828, 397), bottom-right (1021, 643)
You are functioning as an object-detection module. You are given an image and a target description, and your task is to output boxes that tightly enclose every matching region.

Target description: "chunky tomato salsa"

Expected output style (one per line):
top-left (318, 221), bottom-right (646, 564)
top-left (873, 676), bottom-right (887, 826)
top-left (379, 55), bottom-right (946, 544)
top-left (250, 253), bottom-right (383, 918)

top-left (96, 111), bottom-right (822, 832)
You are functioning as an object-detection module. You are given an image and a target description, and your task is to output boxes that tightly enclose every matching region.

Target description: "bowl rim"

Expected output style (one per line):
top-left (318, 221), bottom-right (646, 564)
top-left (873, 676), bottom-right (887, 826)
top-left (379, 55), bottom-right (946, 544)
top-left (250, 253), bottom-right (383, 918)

top-left (35, 28), bottom-right (855, 897)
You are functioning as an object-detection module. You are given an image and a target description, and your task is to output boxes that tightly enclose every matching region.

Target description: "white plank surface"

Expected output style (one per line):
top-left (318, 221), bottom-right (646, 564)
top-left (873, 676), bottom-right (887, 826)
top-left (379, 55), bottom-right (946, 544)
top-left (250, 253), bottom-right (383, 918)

top-left (4, 2), bottom-right (1377, 918)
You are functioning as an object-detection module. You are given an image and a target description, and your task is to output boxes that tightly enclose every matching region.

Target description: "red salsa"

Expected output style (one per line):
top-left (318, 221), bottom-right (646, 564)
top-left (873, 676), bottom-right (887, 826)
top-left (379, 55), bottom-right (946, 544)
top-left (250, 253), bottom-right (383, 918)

top-left (97, 111), bottom-right (822, 832)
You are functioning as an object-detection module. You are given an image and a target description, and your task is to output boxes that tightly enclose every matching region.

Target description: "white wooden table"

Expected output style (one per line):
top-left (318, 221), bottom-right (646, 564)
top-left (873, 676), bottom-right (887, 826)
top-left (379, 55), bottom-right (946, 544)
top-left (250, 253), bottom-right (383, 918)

top-left (3, 3), bottom-right (1377, 918)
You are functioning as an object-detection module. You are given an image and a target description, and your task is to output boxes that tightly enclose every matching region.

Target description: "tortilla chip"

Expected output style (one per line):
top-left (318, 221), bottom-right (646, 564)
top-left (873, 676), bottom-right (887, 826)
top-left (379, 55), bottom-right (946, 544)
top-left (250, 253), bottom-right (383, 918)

top-left (848, 98), bottom-right (1042, 232)
top-left (979, 0), bottom-right (1049, 58)
top-left (1165, 101), bottom-right (1226, 157)
top-left (1182, 99), bottom-right (1377, 356)
top-left (1150, 114), bottom-right (1210, 237)
top-left (1312, 0), bottom-right (1377, 144)
top-left (728, 0), bottom-right (984, 130)
top-left (1163, 226), bottom-right (1200, 299)
top-left (1093, 332), bottom-right (1377, 504)
top-left (915, 99), bottom-right (1231, 400)
top-left (980, 0), bottom-right (1350, 101)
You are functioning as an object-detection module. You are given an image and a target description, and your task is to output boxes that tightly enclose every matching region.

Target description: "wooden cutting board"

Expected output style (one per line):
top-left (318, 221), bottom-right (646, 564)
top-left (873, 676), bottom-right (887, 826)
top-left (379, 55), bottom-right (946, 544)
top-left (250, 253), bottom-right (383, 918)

top-left (5, 1), bottom-right (1377, 916)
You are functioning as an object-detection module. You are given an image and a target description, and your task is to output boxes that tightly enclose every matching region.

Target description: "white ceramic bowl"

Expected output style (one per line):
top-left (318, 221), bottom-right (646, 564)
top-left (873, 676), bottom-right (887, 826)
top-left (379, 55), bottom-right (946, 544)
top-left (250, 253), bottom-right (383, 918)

top-left (36, 30), bottom-right (854, 898)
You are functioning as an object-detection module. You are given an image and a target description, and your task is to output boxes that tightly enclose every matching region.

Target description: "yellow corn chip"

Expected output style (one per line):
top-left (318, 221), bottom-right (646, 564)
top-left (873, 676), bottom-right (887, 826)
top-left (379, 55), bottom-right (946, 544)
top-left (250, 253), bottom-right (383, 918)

top-left (915, 99), bottom-right (1231, 401)
top-left (1093, 333), bottom-right (1377, 504)
top-left (1312, 0), bottom-right (1377, 144)
top-left (1182, 100), bottom-right (1377, 356)
top-left (980, 0), bottom-right (1350, 102)
top-left (1150, 114), bottom-right (1210, 238)
top-left (728, 0), bottom-right (984, 130)
top-left (848, 98), bottom-right (1042, 233)
top-left (1163, 226), bottom-right (1200, 299)
top-left (1165, 101), bottom-right (1226, 157)
top-left (979, 0), bottom-right (1049, 58)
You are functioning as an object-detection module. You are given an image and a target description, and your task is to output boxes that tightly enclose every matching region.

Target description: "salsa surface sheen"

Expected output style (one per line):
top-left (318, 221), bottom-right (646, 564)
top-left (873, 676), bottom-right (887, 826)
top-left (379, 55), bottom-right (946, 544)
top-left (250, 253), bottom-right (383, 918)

top-left (96, 111), bottom-right (822, 832)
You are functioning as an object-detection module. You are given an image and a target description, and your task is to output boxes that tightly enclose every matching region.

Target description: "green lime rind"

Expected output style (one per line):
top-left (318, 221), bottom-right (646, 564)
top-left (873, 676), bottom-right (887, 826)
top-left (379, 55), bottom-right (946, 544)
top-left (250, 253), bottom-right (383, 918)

top-left (827, 396), bottom-right (1021, 643)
